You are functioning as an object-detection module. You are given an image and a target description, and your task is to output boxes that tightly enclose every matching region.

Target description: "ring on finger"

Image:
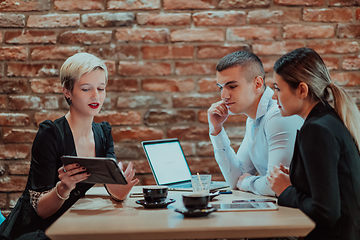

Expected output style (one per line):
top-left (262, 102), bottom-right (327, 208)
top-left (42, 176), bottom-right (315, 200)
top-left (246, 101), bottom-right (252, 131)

top-left (63, 168), bottom-right (66, 173)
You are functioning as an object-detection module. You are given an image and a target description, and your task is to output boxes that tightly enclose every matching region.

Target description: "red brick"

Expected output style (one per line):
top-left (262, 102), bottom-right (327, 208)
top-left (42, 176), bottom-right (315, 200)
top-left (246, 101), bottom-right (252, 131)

top-left (187, 157), bottom-right (220, 174)
top-left (342, 56), bottom-right (360, 70)
top-left (27, 14), bottom-right (79, 28)
top-left (0, 176), bottom-right (27, 193)
top-left (59, 30), bottom-right (112, 45)
top-left (307, 40), bottom-right (359, 54)
top-left (196, 141), bottom-right (214, 157)
top-left (193, 11), bottom-right (246, 26)
top-left (0, 145), bottom-right (30, 160)
top-left (137, 13), bottom-right (191, 26)
top-left (274, 0), bottom-right (325, 6)
top-left (303, 8), bottom-right (352, 22)
top-left (116, 28), bottom-right (170, 43)
top-left (107, 78), bottom-right (139, 92)
top-left (3, 128), bottom-right (37, 143)
top-left (112, 127), bottom-right (164, 142)
top-left (338, 24), bottom-right (360, 38)
top-left (119, 61), bottom-right (171, 76)
top-left (117, 95), bottom-right (169, 108)
top-left (9, 193), bottom-right (22, 209)
top-left (8, 162), bottom-right (30, 175)
top-left (198, 77), bottom-right (218, 93)
top-left (227, 26), bottom-right (280, 41)
top-left (0, 113), bottom-right (30, 126)
top-left (219, 0), bottom-right (270, 8)
top-left (171, 29), bottom-right (224, 42)
top-left (197, 45), bottom-right (250, 59)
top-left (175, 142), bottom-right (193, 156)
top-left (322, 57), bottom-right (339, 70)
top-left (172, 94), bottom-right (220, 108)
top-left (31, 46), bottom-right (84, 61)
top-left (329, 0), bottom-right (360, 6)
top-left (108, 0), bottom-right (160, 10)
top-left (0, 97), bottom-right (5, 109)
top-left (8, 96), bottom-right (59, 110)
top-left (259, 57), bottom-right (277, 73)
top-left (144, 110), bottom-right (196, 126)
top-left (34, 111), bottom-right (65, 126)
top-left (198, 110), bottom-right (247, 124)
top-left (331, 72), bottom-right (360, 86)
top-left (0, 13), bottom-right (25, 27)
top-left (82, 12), bottom-right (134, 27)
top-left (114, 143), bottom-right (144, 159)
top-left (164, 0), bottom-right (217, 10)
top-left (104, 61), bottom-right (116, 76)
top-left (248, 10), bottom-right (300, 24)
top-left (175, 62), bottom-right (217, 75)
top-left (0, 80), bottom-right (28, 94)
top-left (357, 8), bottom-right (360, 20)
top-left (7, 63), bottom-right (58, 77)
top-left (0, 46), bottom-right (26, 60)
top-left (142, 78), bottom-right (194, 92)
top-left (0, 193), bottom-right (6, 208)
top-left (30, 78), bottom-right (62, 93)
top-left (94, 111), bottom-right (141, 125)
top-left (167, 126), bottom-right (209, 140)
top-left (283, 24), bottom-right (334, 39)
top-left (4, 30), bottom-right (56, 44)
top-left (142, 46), bottom-right (193, 60)
top-left (252, 41), bottom-right (306, 55)
top-left (87, 46), bottom-right (139, 60)
top-left (54, 0), bottom-right (104, 10)
top-left (0, 0), bottom-right (50, 12)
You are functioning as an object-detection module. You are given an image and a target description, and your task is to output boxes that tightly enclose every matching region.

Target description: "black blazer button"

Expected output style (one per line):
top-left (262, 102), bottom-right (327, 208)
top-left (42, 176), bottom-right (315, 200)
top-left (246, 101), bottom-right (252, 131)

top-left (74, 190), bottom-right (81, 196)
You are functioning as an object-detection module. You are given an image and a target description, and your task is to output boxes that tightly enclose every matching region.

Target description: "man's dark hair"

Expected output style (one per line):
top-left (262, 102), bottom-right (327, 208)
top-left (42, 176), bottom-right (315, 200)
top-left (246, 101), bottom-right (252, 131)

top-left (216, 51), bottom-right (265, 82)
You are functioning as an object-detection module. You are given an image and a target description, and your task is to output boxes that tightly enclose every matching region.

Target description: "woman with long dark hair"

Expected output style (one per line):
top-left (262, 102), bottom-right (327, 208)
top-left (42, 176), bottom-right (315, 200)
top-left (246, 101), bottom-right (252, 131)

top-left (268, 47), bottom-right (360, 240)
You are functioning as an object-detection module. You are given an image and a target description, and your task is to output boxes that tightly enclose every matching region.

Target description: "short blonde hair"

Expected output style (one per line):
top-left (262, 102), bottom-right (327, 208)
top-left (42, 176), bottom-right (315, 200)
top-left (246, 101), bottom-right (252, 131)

top-left (60, 52), bottom-right (108, 92)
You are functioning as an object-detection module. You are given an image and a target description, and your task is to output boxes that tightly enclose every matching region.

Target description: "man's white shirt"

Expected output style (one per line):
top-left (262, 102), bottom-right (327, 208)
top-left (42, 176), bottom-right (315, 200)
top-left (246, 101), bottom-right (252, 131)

top-left (210, 87), bottom-right (304, 196)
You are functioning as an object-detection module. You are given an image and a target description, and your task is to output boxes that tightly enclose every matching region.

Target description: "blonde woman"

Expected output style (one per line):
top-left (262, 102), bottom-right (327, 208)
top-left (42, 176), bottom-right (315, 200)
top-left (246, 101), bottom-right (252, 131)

top-left (268, 47), bottom-right (360, 240)
top-left (0, 53), bottom-right (139, 240)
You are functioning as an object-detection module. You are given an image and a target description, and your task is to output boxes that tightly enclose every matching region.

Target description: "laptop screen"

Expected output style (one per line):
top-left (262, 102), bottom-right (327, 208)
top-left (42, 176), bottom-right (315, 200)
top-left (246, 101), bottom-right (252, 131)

top-left (142, 139), bottom-right (192, 185)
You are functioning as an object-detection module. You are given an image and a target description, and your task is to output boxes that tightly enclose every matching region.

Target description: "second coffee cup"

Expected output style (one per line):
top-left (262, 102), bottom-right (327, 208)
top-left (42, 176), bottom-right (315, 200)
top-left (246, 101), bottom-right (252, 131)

top-left (143, 186), bottom-right (168, 203)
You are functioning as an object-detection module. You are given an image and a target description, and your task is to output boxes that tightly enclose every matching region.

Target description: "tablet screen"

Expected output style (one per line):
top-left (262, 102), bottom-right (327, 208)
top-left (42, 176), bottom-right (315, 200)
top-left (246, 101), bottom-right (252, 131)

top-left (212, 202), bottom-right (277, 212)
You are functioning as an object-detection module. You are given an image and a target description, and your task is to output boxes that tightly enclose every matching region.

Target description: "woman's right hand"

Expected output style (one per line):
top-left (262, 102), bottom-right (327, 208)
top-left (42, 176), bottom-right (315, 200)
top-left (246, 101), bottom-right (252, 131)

top-left (207, 100), bottom-right (229, 136)
top-left (57, 163), bottom-right (90, 198)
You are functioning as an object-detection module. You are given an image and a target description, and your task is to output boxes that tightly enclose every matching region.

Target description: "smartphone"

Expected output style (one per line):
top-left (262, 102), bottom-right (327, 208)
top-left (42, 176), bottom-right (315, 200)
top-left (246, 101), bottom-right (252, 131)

top-left (219, 189), bottom-right (233, 194)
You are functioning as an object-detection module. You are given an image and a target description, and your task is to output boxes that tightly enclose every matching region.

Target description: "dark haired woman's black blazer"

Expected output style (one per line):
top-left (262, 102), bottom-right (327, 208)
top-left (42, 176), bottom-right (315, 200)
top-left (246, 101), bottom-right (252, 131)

top-left (278, 102), bottom-right (360, 240)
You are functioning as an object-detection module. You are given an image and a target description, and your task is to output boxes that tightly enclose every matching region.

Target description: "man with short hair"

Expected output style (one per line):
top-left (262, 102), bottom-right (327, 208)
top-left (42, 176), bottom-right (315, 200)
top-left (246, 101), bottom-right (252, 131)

top-left (208, 51), bottom-right (303, 196)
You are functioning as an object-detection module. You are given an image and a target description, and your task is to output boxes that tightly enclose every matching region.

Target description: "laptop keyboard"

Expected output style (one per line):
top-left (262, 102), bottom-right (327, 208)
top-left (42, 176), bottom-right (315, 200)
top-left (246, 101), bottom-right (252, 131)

top-left (172, 182), bottom-right (192, 188)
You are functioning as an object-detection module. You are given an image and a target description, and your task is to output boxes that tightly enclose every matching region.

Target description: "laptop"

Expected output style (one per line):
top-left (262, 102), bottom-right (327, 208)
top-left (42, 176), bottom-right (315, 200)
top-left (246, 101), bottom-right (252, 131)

top-left (141, 138), bottom-right (229, 191)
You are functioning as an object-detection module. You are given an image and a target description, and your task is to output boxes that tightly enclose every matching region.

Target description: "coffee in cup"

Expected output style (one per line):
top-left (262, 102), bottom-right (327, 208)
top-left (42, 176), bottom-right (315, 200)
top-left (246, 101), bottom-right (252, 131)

top-left (143, 186), bottom-right (168, 203)
top-left (182, 193), bottom-right (210, 210)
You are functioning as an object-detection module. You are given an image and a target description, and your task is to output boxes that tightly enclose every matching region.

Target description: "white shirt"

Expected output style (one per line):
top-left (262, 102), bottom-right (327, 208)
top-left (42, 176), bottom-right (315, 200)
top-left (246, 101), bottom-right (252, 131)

top-left (210, 87), bottom-right (303, 196)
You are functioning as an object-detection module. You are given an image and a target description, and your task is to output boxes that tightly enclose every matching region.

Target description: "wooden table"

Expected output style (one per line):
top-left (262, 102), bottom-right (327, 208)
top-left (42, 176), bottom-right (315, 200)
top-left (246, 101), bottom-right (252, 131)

top-left (46, 186), bottom-right (315, 240)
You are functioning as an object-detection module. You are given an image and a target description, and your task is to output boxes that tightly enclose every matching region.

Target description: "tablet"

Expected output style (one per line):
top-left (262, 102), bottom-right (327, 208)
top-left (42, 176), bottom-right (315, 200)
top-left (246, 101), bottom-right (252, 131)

top-left (61, 156), bottom-right (127, 185)
top-left (211, 202), bottom-right (278, 212)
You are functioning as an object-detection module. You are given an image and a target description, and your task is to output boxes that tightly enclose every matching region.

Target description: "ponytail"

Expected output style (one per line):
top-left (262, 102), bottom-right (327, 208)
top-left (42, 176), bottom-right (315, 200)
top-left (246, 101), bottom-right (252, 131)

top-left (328, 83), bottom-right (360, 151)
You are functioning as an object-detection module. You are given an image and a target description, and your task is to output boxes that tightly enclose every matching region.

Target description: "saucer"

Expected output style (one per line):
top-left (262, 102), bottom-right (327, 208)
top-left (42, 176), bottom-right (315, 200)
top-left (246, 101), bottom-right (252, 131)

top-left (136, 199), bottom-right (175, 209)
top-left (175, 206), bottom-right (217, 217)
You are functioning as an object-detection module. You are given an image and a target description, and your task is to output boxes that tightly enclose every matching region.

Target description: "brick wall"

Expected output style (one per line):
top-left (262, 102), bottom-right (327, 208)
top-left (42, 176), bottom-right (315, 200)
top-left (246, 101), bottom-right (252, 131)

top-left (0, 0), bottom-right (359, 214)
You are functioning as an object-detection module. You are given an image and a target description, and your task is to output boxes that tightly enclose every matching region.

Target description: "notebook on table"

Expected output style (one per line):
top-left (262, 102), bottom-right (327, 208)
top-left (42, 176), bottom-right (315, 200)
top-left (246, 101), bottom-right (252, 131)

top-left (141, 138), bottom-right (229, 191)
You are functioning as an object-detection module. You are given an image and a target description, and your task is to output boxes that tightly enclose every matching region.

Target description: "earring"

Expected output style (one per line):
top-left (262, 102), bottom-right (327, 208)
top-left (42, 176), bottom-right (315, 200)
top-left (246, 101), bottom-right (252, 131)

top-left (65, 97), bottom-right (72, 105)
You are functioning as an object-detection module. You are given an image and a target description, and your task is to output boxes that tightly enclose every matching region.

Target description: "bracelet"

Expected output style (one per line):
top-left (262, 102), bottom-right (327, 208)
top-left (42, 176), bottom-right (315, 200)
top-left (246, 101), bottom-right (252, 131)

top-left (55, 182), bottom-right (69, 200)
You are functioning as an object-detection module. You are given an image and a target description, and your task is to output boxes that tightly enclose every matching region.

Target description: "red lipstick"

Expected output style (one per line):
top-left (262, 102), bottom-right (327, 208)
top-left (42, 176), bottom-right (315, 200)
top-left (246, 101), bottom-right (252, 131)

top-left (89, 103), bottom-right (99, 109)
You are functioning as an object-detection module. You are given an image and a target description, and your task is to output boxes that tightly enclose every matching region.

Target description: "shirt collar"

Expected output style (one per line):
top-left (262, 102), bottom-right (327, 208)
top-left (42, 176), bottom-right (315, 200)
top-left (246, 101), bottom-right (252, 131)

top-left (255, 86), bottom-right (274, 120)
